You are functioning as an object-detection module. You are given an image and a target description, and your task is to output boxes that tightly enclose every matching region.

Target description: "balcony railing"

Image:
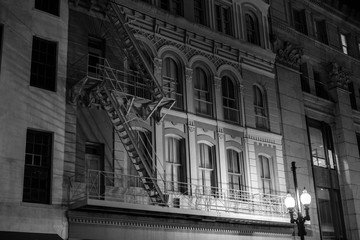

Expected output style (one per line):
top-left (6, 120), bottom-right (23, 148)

top-left (68, 170), bottom-right (287, 219)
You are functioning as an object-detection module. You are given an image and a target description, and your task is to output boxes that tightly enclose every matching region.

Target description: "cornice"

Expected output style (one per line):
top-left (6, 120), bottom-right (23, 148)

top-left (244, 128), bottom-right (282, 145)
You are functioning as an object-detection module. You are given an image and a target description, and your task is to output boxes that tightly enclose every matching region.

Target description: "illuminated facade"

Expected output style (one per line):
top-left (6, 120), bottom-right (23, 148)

top-left (1, 0), bottom-right (360, 239)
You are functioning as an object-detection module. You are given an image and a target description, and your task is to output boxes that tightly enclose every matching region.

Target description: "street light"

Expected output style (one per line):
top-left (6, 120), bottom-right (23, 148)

top-left (284, 161), bottom-right (312, 240)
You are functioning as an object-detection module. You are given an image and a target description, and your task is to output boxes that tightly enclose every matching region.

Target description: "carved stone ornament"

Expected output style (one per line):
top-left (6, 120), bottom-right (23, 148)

top-left (276, 41), bottom-right (303, 69)
top-left (214, 77), bottom-right (222, 90)
top-left (185, 68), bottom-right (193, 83)
top-left (187, 120), bottom-right (195, 132)
top-left (327, 62), bottom-right (352, 90)
top-left (217, 127), bottom-right (224, 139)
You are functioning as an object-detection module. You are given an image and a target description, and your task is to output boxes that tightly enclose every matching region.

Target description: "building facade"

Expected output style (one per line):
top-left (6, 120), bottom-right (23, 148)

top-left (0, 0), bottom-right (359, 239)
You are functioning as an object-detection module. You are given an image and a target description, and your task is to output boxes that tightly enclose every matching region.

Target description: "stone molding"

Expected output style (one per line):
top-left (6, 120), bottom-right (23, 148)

top-left (327, 62), bottom-right (352, 90)
top-left (275, 40), bottom-right (303, 69)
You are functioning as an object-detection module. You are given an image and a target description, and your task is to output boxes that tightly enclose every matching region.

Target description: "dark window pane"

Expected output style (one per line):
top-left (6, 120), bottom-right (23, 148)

top-left (30, 37), bottom-right (57, 91)
top-left (35, 0), bottom-right (59, 16)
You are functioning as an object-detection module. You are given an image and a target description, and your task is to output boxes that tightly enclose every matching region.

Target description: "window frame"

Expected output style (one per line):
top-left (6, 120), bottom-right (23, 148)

top-left (34, 0), bottom-right (60, 16)
top-left (340, 33), bottom-right (348, 55)
top-left (292, 8), bottom-right (308, 35)
top-left (162, 56), bottom-right (184, 110)
top-left (198, 143), bottom-right (217, 195)
top-left (222, 76), bottom-right (239, 123)
top-left (314, 19), bottom-right (328, 45)
top-left (253, 85), bottom-right (269, 130)
top-left (160, 0), bottom-right (184, 16)
top-left (245, 12), bottom-right (260, 46)
top-left (194, 0), bottom-right (207, 26)
top-left (226, 149), bottom-right (246, 196)
top-left (258, 155), bottom-right (274, 195)
top-left (215, 3), bottom-right (232, 36)
top-left (30, 36), bottom-right (58, 92)
top-left (193, 66), bottom-right (213, 117)
top-left (23, 129), bottom-right (53, 204)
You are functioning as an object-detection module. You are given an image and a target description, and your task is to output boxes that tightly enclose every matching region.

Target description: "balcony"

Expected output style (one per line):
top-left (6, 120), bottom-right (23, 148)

top-left (68, 170), bottom-right (289, 223)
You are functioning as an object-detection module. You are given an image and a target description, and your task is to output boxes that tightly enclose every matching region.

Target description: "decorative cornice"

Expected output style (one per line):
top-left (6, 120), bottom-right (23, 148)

top-left (327, 62), bottom-right (352, 90)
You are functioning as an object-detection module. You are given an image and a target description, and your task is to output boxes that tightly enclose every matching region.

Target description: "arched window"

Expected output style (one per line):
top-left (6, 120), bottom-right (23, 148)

top-left (162, 57), bottom-right (183, 110)
top-left (258, 155), bottom-right (273, 194)
top-left (198, 143), bottom-right (216, 194)
top-left (165, 136), bottom-right (186, 192)
top-left (253, 85), bottom-right (269, 130)
top-left (222, 76), bottom-right (239, 123)
top-left (194, 67), bottom-right (213, 116)
top-left (245, 13), bottom-right (260, 46)
top-left (227, 149), bottom-right (246, 197)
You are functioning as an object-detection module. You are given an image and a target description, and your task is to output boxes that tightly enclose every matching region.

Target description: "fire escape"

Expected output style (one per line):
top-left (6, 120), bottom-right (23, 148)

top-left (70, 1), bottom-right (175, 205)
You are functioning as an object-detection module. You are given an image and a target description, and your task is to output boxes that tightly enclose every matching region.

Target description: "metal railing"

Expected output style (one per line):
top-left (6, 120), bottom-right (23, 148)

top-left (68, 170), bottom-right (287, 218)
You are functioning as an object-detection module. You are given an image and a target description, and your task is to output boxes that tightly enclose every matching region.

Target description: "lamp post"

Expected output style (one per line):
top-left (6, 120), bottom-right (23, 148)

top-left (284, 161), bottom-right (311, 240)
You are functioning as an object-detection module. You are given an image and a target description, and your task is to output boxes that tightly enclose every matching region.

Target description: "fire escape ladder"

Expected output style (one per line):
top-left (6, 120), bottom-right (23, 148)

top-left (106, 2), bottom-right (175, 122)
top-left (94, 77), bottom-right (168, 205)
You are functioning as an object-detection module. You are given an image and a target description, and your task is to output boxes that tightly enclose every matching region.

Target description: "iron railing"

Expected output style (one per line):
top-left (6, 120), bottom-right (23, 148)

top-left (68, 170), bottom-right (288, 218)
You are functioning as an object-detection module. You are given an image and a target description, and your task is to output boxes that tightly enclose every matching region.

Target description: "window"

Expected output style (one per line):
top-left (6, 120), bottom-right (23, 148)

top-left (317, 188), bottom-right (345, 239)
top-left (308, 120), bottom-right (335, 169)
top-left (165, 136), bottom-right (186, 192)
top-left (86, 143), bottom-right (105, 198)
top-left (160, 0), bottom-right (184, 16)
top-left (356, 133), bottom-right (360, 156)
top-left (162, 57), bottom-right (183, 109)
top-left (194, 67), bottom-right (213, 116)
top-left (194, 0), bottom-right (206, 25)
top-left (314, 70), bottom-right (329, 100)
top-left (222, 76), bottom-right (239, 123)
top-left (198, 143), bottom-right (216, 194)
top-left (293, 9), bottom-right (307, 35)
top-left (245, 13), bottom-right (260, 45)
top-left (35, 0), bottom-right (59, 16)
top-left (23, 130), bottom-right (52, 204)
top-left (349, 82), bottom-right (357, 110)
top-left (258, 155), bottom-right (273, 194)
top-left (314, 20), bottom-right (328, 44)
top-left (300, 63), bottom-right (310, 93)
top-left (253, 85), bottom-right (269, 130)
top-left (227, 149), bottom-right (246, 194)
top-left (215, 4), bottom-right (232, 35)
top-left (30, 37), bottom-right (57, 91)
top-left (340, 33), bottom-right (348, 54)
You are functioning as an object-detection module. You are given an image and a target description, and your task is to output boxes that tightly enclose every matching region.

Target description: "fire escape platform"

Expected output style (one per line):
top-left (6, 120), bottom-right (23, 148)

top-left (69, 196), bottom-right (290, 225)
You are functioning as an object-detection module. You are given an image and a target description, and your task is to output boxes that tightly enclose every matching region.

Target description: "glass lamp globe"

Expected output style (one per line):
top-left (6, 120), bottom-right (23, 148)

top-left (300, 189), bottom-right (311, 206)
top-left (284, 193), bottom-right (296, 209)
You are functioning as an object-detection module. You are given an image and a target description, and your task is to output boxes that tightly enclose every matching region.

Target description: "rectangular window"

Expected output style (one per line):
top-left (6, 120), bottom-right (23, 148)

top-left (314, 70), bottom-right (329, 100)
top-left (227, 149), bottom-right (246, 199)
top-left (165, 137), bottom-right (186, 192)
top-left (348, 82), bottom-right (357, 110)
top-left (293, 9), bottom-right (308, 35)
top-left (356, 133), bottom-right (360, 156)
top-left (30, 37), bottom-right (57, 91)
top-left (23, 130), bottom-right (52, 204)
top-left (215, 4), bottom-right (232, 35)
top-left (340, 33), bottom-right (348, 54)
top-left (194, 0), bottom-right (206, 26)
top-left (88, 36), bottom-right (105, 74)
top-left (198, 143), bottom-right (216, 195)
top-left (35, 0), bottom-right (59, 16)
top-left (317, 188), bottom-right (345, 239)
top-left (314, 20), bottom-right (328, 44)
top-left (300, 63), bottom-right (310, 93)
top-left (160, 0), bottom-right (183, 16)
top-left (259, 155), bottom-right (272, 194)
top-left (194, 68), bottom-right (213, 116)
top-left (308, 119), bottom-right (335, 169)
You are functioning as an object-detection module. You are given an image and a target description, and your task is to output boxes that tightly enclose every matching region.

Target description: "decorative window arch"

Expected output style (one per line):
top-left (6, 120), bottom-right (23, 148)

top-left (222, 76), bottom-right (239, 123)
top-left (193, 66), bottom-right (213, 117)
top-left (253, 84), bottom-right (269, 130)
top-left (162, 56), bottom-right (184, 110)
top-left (245, 12), bottom-right (260, 46)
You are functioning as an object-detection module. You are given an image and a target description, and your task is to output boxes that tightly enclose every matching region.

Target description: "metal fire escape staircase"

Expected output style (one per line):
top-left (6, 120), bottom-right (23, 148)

top-left (70, 1), bottom-right (176, 205)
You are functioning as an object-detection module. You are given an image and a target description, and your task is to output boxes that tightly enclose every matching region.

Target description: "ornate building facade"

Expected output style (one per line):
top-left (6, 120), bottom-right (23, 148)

top-left (0, 0), bottom-right (359, 239)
